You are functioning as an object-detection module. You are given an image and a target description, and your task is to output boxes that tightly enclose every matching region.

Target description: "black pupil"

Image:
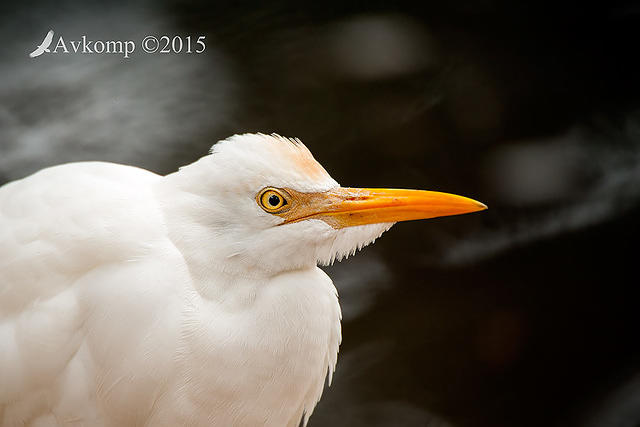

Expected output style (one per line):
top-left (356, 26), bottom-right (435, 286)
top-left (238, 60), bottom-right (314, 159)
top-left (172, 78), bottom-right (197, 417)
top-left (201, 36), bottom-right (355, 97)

top-left (268, 194), bottom-right (281, 207)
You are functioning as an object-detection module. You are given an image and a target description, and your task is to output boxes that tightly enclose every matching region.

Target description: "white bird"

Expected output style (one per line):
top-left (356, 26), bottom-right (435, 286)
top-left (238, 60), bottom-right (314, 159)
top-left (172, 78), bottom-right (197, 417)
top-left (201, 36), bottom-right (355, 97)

top-left (29, 30), bottom-right (54, 58)
top-left (0, 133), bottom-right (485, 426)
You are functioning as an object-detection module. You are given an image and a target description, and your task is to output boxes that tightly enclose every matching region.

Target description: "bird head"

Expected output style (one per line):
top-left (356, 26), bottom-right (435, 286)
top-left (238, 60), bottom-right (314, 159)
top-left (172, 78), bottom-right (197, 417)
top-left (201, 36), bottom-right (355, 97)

top-left (165, 133), bottom-right (486, 277)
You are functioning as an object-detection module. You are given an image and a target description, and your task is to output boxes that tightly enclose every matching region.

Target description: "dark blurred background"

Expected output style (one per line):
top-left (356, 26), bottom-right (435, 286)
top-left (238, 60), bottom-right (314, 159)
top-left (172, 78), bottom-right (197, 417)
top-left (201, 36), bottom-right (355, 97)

top-left (2, 1), bottom-right (640, 426)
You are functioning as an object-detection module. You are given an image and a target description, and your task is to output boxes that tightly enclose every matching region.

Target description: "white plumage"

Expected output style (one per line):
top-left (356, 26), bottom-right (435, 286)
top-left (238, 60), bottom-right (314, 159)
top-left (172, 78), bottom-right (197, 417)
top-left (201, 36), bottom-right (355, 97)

top-left (0, 133), bottom-right (484, 426)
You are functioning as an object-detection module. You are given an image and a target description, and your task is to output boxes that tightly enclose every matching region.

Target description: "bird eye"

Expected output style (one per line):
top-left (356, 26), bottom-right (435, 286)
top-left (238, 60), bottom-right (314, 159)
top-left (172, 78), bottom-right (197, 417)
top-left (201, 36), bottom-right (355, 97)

top-left (257, 188), bottom-right (289, 213)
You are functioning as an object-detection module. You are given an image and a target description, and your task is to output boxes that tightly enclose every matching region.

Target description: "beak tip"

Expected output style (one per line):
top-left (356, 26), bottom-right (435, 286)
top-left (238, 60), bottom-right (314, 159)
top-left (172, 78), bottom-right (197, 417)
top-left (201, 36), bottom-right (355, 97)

top-left (464, 196), bottom-right (487, 212)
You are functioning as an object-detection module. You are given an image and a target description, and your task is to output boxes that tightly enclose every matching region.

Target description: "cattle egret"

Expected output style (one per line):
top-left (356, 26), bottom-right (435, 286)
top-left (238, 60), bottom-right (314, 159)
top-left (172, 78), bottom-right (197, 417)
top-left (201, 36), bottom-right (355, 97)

top-left (0, 133), bottom-right (486, 426)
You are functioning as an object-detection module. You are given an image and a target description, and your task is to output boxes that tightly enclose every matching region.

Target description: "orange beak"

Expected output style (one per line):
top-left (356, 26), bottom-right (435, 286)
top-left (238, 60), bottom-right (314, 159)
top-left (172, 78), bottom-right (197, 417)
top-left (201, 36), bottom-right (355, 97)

top-left (279, 187), bottom-right (487, 229)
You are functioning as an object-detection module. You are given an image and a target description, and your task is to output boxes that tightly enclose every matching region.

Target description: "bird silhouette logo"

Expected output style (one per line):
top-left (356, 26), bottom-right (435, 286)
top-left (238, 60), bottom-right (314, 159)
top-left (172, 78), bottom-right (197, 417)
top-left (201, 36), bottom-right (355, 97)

top-left (29, 30), bottom-right (54, 58)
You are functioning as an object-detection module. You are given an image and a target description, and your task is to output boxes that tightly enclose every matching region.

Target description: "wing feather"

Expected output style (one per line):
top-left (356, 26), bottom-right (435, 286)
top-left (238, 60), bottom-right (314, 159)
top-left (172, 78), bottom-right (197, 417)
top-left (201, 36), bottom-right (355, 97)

top-left (0, 162), bottom-right (173, 422)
